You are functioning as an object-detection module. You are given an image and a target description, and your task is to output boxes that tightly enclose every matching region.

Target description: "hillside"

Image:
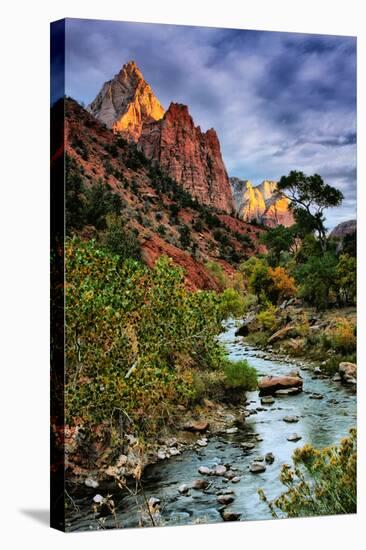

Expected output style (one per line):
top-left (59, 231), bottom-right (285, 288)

top-left (64, 98), bottom-right (265, 289)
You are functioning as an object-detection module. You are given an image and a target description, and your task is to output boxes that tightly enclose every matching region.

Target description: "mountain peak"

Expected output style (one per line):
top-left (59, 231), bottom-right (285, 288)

top-left (87, 61), bottom-right (164, 141)
top-left (229, 177), bottom-right (294, 227)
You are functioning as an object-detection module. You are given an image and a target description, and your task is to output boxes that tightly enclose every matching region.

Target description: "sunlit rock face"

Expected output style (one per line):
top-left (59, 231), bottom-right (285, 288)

top-left (87, 60), bottom-right (165, 142)
top-left (138, 102), bottom-right (234, 213)
top-left (230, 177), bottom-right (294, 227)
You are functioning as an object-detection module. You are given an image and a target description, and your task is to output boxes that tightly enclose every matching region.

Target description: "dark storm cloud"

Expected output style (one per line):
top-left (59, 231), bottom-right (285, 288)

top-left (64, 18), bottom-right (356, 228)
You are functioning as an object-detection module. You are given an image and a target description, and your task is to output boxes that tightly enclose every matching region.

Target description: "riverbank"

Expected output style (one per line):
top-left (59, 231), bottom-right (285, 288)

top-left (65, 319), bottom-right (356, 531)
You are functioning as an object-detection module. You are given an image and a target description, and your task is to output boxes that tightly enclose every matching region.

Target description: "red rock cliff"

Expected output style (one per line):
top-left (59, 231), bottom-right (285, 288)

top-left (138, 103), bottom-right (233, 213)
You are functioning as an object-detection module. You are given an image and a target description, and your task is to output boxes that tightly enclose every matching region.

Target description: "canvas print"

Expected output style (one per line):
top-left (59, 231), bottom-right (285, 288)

top-left (50, 18), bottom-right (357, 532)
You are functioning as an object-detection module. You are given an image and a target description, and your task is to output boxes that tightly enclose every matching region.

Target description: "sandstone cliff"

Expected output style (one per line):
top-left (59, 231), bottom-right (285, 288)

top-left (230, 177), bottom-right (294, 227)
top-left (87, 60), bottom-right (165, 141)
top-left (330, 219), bottom-right (356, 239)
top-left (138, 103), bottom-right (233, 213)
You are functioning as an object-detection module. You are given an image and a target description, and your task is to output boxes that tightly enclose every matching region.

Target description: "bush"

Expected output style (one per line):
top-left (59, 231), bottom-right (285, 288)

top-left (259, 428), bottom-right (356, 517)
top-left (256, 304), bottom-right (278, 332)
top-left (322, 318), bottom-right (356, 355)
top-left (223, 359), bottom-right (257, 390)
top-left (103, 215), bottom-right (141, 262)
top-left (219, 288), bottom-right (246, 318)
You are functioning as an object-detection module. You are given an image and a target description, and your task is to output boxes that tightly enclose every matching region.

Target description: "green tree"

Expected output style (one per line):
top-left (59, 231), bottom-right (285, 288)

top-left (260, 225), bottom-right (295, 266)
top-left (103, 215), bottom-right (141, 262)
top-left (296, 252), bottom-right (338, 309)
top-left (278, 171), bottom-right (343, 250)
top-left (336, 254), bottom-right (356, 305)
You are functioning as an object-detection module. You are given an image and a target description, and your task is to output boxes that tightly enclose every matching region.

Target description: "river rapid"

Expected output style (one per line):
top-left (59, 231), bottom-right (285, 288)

top-left (66, 319), bottom-right (356, 531)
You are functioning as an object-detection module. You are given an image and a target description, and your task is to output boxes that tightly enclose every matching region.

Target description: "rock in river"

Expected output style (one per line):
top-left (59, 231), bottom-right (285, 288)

top-left (261, 396), bottom-right (275, 405)
top-left (275, 387), bottom-right (302, 396)
top-left (249, 462), bottom-right (266, 473)
top-left (241, 442), bottom-right (256, 451)
top-left (178, 484), bottom-right (189, 495)
top-left (287, 433), bottom-right (302, 442)
top-left (217, 494), bottom-right (235, 505)
top-left (214, 464), bottom-right (227, 476)
top-left (283, 415), bottom-right (299, 423)
top-left (221, 510), bottom-right (241, 521)
top-left (191, 479), bottom-right (209, 490)
top-left (309, 393), bottom-right (323, 400)
top-left (265, 452), bottom-right (275, 464)
top-left (198, 466), bottom-right (212, 475)
top-left (258, 375), bottom-right (303, 396)
top-left (226, 427), bottom-right (239, 434)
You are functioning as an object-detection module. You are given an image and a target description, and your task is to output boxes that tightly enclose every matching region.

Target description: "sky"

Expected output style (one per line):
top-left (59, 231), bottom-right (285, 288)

top-left (64, 18), bottom-right (357, 229)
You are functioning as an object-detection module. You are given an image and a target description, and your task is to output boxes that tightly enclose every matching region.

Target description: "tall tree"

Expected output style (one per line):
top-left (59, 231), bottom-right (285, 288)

top-left (277, 171), bottom-right (343, 250)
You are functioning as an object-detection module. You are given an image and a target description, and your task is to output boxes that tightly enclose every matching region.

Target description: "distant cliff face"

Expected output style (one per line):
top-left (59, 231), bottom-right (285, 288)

top-left (230, 177), bottom-right (294, 227)
top-left (138, 103), bottom-right (233, 213)
top-left (87, 60), bottom-right (165, 141)
top-left (330, 219), bottom-right (356, 239)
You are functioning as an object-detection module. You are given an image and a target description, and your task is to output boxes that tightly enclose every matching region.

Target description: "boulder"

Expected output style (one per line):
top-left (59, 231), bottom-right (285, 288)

top-left (339, 362), bottom-right (357, 385)
top-left (183, 421), bottom-right (209, 433)
top-left (267, 325), bottom-right (295, 344)
top-left (258, 375), bottom-right (303, 396)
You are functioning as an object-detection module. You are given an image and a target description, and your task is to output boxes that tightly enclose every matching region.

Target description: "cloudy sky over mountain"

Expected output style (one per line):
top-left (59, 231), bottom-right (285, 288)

top-left (65, 18), bottom-right (356, 228)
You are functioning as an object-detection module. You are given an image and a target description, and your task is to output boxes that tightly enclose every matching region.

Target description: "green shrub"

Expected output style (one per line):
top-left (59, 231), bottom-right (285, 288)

top-left (219, 288), bottom-right (246, 318)
top-left (259, 428), bottom-right (356, 517)
top-left (223, 359), bottom-right (257, 390)
top-left (256, 304), bottom-right (278, 332)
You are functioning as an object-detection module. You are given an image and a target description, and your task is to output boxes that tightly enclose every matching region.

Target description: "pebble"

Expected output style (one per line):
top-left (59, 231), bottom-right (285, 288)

top-left (241, 442), bottom-right (256, 450)
top-left (254, 455), bottom-right (265, 462)
top-left (309, 393), bottom-right (324, 400)
top-left (261, 396), bottom-right (275, 405)
top-left (231, 476), bottom-right (241, 483)
top-left (178, 484), bottom-right (189, 495)
top-left (265, 452), bottom-right (275, 464)
top-left (217, 494), bottom-right (235, 505)
top-left (283, 415), bottom-right (299, 423)
top-left (214, 465), bottom-right (227, 476)
top-left (191, 479), bottom-right (209, 490)
top-left (226, 427), bottom-right (239, 434)
top-left (249, 462), bottom-right (266, 473)
top-left (221, 510), bottom-right (241, 521)
top-left (196, 439), bottom-right (208, 447)
top-left (198, 466), bottom-right (212, 475)
top-left (93, 494), bottom-right (104, 503)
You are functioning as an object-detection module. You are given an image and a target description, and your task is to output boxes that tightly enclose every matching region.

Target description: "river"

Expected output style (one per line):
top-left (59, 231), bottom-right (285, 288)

top-left (65, 319), bottom-right (356, 531)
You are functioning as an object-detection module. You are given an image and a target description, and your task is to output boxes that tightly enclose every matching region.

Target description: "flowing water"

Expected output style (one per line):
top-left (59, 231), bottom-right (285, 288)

top-left (66, 320), bottom-right (356, 531)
